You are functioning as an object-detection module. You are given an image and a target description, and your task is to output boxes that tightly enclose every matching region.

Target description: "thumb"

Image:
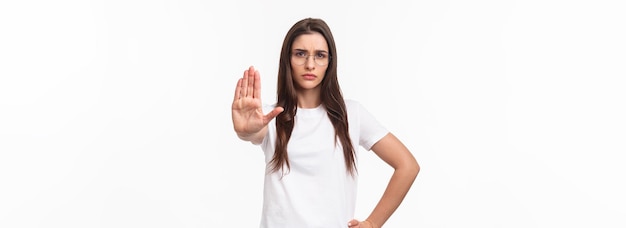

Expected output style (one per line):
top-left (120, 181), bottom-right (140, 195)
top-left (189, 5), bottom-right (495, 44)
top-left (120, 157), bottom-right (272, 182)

top-left (263, 106), bottom-right (284, 122)
top-left (347, 219), bottom-right (360, 227)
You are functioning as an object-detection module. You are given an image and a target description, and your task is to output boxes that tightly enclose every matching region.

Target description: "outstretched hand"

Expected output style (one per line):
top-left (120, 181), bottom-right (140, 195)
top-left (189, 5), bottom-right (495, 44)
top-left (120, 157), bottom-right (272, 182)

top-left (232, 66), bottom-right (283, 140)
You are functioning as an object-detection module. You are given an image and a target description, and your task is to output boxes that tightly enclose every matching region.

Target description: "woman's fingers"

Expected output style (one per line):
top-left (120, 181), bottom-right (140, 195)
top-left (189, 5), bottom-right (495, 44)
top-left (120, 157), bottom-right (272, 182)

top-left (347, 219), bottom-right (359, 227)
top-left (239, 66), bottom-right (260, 98)
top-left (241, 68), bottom-right (249, 97)
top-left (253, 69), bottom-right (262, 99)
top-left (234, 66), bottom-right (260, 102)
top-left (233, 78), bottom-right (242, 101)
top-left (247, 66), bottom-right (255, 98)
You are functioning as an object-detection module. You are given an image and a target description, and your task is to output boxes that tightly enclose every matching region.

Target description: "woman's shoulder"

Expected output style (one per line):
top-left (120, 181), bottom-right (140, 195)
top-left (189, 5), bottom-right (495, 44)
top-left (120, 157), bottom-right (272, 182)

top-left (344, 99), bottom-right (369, 116)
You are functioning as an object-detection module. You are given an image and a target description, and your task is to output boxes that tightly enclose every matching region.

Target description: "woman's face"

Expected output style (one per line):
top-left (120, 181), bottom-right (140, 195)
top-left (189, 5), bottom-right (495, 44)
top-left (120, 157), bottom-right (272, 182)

top-left (290, 32), bottom-right (329, 91)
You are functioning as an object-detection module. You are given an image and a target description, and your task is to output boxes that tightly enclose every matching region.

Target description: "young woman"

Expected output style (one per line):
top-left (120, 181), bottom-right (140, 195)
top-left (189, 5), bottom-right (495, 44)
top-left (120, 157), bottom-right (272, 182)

top-left (231, 17), bottom-right (419, 228)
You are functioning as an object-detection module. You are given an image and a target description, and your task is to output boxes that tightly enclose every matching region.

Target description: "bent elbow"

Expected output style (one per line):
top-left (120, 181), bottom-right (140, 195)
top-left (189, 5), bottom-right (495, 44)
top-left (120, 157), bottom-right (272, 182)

top-left (397, 159), bottom-right (420, 180)
top-left (404, 159), bottom-right (419, 181)
top-left (411, 161), bottom-right (420, 178)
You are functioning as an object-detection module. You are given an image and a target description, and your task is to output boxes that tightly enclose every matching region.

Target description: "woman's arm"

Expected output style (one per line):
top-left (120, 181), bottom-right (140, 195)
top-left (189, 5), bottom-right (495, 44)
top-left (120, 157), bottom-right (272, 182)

top-left (350, 133), bottom-right (419, 227)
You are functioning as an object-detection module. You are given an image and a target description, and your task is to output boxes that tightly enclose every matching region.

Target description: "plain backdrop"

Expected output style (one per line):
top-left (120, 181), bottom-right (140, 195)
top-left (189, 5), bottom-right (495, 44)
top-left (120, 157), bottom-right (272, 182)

top-left (1, 0), bottom-right (625, 227)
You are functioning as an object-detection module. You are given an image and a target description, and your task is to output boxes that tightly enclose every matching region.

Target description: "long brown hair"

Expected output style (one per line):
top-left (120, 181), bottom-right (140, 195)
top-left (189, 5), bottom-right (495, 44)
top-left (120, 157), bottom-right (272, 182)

top-left (270, 18), bottom-right (357, 176)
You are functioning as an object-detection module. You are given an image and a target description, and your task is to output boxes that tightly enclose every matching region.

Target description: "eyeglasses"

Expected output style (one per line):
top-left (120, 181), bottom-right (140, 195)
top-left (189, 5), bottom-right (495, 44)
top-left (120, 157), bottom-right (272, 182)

top-left (291, 51), bottom-right (330, 66)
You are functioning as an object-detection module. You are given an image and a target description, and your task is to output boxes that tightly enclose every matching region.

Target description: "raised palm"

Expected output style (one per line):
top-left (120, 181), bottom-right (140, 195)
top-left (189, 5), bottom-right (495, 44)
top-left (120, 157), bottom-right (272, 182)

top-left (232, 66), bottom-right (283, 138)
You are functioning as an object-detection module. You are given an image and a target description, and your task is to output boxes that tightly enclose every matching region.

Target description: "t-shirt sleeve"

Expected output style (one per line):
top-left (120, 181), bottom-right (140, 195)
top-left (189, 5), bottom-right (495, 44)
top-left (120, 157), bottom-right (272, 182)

top-left (357, 102), bottom-right (389, 151)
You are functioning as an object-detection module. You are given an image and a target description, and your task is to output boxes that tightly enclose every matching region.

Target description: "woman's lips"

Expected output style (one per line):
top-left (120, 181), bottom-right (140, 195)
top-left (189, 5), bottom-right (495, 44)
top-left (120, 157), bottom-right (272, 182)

top-left (303, 74), bottom-right (316, 80)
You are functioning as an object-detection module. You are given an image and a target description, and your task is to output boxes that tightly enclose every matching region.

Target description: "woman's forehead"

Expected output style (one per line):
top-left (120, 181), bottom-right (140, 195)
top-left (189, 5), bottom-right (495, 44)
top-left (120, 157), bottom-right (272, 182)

top-left (292, 33), bottom-right (328, 51)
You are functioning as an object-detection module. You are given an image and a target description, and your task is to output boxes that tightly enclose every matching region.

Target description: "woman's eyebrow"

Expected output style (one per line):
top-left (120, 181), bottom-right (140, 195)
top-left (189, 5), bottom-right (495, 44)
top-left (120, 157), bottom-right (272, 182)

top-left (293, 48), bottom-right (328, 53)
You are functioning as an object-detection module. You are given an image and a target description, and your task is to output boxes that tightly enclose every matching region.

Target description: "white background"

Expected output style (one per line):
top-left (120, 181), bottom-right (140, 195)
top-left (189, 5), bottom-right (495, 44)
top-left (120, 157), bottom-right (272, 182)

top-left (1, 0), bottom-right (625, 227)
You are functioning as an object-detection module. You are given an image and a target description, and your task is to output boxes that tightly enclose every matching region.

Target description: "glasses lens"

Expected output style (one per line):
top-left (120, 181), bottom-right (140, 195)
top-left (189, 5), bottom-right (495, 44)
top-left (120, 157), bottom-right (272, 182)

top-left (292, 54), bottom-right (305, 65)
top-left (315, 55), bottom-right (329, 66)
top-left (291, 53), bottom-right (330, 66)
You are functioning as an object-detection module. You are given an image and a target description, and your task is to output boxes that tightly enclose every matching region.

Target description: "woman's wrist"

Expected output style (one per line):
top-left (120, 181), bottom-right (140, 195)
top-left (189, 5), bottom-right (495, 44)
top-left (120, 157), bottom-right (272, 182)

top-left (364, 219), bottom-right (377, 228)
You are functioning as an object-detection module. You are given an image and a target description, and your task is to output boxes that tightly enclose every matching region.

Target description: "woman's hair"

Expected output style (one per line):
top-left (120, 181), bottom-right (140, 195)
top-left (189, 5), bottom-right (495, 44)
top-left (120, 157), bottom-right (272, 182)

top-left (270, 17), bottom-right (357, 176)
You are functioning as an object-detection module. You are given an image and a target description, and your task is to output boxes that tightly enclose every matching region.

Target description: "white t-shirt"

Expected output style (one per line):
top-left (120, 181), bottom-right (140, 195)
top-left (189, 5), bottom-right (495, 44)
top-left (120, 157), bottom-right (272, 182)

top-left (259, 99), bottom-right (388, 228)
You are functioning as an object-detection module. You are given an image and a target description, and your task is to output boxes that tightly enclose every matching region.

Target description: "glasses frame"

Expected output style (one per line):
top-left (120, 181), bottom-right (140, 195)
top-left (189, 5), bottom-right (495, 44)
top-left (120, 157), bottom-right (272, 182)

top-left (290, 51), bottom-right (331, 66)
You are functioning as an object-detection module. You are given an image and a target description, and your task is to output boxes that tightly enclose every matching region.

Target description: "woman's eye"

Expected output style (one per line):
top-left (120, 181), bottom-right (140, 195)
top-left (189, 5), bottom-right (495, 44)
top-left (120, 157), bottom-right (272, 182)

top-left (316, 53), bottom-right (327, 59)
top-left (294, 52), bottom-right (306, 57)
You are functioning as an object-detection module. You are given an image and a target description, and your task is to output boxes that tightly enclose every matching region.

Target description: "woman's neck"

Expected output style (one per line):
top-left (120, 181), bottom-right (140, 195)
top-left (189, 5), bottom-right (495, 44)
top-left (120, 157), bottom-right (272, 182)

top-left (297, 89), bottom-right (321, 108)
